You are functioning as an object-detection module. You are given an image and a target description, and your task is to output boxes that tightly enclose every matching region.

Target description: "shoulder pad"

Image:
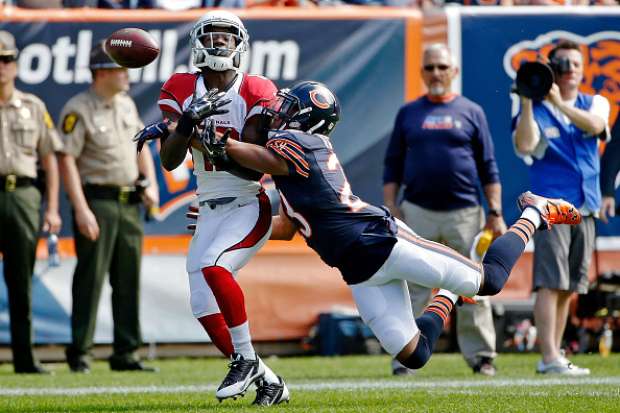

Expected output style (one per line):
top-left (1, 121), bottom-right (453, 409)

top-left (159, 72), bottom-right (200, 115)
top-left (240, 74), bottom-right (277, 108)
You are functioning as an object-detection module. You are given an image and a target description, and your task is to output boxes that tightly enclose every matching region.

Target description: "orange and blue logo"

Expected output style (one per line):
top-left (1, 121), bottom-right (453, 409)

top-left (503, 30), bottom-right (620, 127)
top-left (309, 90), bottom-right (330, 110)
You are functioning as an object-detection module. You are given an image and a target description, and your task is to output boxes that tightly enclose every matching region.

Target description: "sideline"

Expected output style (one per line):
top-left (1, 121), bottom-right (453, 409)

top-left (2, 376), bottom-right (620, 396)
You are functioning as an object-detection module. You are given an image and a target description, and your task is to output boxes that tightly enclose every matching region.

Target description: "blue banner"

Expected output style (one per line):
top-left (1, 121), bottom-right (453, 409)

top-left (1, 18), bottom-right (407, 235)
top-left (459, 9), bottom-right (620, 235)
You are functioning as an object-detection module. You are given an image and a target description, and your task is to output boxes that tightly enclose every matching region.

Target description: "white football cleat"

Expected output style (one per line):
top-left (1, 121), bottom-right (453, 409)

top-left (215, 353), bottom-right (265, 401)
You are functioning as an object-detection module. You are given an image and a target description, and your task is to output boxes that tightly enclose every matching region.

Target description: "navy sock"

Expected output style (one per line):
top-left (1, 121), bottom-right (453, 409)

top-left (479, 218), bottom-right (535, 296)
top-left (403, 299), bottom-right (450, 369)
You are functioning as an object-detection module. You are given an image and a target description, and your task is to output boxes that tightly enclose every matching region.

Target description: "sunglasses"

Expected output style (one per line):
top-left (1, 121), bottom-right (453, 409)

top-left (0, 55), bottom-right (17, 63)
top-left (423, 64), bottom-right (450, 72)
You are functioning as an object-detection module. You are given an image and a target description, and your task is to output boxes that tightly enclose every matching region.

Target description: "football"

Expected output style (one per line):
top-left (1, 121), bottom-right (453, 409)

top-left (104, 28), bottom-right (159, 68)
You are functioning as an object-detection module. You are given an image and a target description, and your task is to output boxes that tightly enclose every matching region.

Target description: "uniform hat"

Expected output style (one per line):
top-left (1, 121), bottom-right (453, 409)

top-left (0, 31), bottom-right (18, 58)
top-left (89, 41), bottom-right (122, 70)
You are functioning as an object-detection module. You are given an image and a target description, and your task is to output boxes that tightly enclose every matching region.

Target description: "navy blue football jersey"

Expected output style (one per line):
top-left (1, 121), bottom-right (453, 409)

top-left (266, 130), bottom-right (397, 284)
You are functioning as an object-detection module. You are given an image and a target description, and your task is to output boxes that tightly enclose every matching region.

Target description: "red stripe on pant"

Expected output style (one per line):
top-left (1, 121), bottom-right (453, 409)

top-left (198, 313), bottom-right (233, 357)
top-left (221, 190), bottom-right (272, 254)
top-left (202, 266), bottom-right (247, 328)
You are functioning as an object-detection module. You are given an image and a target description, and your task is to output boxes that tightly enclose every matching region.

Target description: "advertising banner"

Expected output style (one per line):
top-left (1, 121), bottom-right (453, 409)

top-left (2, 13), bottom-right (416, 235)
top-left (0, 9), bottom-right (421, 344)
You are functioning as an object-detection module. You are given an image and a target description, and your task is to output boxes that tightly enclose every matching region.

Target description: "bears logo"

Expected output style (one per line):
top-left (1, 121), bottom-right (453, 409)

top-left (503, 30), bottom-right (620, 127)
top-left (309, 90), bottom-right (330, 110)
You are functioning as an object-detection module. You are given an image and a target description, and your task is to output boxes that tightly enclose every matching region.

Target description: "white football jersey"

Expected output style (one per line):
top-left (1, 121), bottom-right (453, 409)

top-left (158, 71), bottom-right (276, 201)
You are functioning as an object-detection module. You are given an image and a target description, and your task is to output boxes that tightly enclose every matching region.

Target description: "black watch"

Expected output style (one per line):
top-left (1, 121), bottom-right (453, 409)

top-left (488, 208), bottom-right (502, 217)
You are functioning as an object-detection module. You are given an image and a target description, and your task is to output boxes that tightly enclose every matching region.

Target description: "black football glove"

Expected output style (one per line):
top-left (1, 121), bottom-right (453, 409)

top-left (199, 120), bottom-right (231, 163)
top-left (176, 89), bottom-right (232, 137)
top-left (198, 122), bottom-right (262, 181)
top-left (133, 121), bottom-right (170, 153)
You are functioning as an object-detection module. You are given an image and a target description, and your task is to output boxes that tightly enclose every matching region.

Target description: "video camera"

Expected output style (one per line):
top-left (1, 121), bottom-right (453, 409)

top-left (513, 56), bottom-right (572, 101)
top-left (514, 61), bottom-right (554, 101)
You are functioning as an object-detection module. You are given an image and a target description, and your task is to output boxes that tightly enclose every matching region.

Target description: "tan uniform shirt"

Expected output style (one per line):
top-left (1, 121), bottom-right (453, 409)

top-left (0, 89), bottom-right (62, 178)
top-left (58, 89), bottom-right (143, 186)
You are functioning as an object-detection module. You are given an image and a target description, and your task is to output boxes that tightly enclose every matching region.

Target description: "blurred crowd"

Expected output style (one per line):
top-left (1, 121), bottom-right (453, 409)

top-left (1, 0), bottom-right (619, 10)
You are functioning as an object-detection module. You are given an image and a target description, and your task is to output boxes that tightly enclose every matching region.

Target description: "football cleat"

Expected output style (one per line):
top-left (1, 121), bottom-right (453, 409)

top-left (252, 376), bottom-right (290, 406)
top-left (457, 296), bottom-right (477, 306)
top-left (215, 353), bottom-right (265, 401)
top-left (517, 191), bottom-right (581, 230)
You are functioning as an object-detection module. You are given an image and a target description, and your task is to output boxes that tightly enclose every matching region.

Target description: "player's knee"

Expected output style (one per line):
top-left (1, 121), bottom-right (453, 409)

top-left (401, 335), bottom-right (432, 369)
top-left (367, 316), bottom-right (411, 356)
top-left (190, 290), bottom-right (215, 317)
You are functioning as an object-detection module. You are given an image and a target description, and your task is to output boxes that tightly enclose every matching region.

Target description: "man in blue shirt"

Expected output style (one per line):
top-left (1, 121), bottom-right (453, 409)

top-left (383, 44), bottom-right (506, 376)
top-left (513, 40), bottom-right (610, 375)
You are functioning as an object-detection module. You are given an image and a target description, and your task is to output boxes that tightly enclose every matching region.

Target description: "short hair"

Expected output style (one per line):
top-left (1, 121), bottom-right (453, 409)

top-left (548, 40), bottom-right (581, 62)
top-left (423, 43), bottom-right (456, 67)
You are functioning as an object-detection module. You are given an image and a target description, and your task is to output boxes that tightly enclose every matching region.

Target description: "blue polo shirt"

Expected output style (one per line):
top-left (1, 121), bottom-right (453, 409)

top-left (383, 95), bottom-right (500, 211)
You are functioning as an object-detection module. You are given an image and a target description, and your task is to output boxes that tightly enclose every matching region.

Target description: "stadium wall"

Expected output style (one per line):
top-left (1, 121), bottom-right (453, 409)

top-left (0, 7), bottom-right (619, 346)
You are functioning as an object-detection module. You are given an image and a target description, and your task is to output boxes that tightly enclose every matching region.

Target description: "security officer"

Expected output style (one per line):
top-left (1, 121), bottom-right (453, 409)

top-left (0, 30), bottom-right (62, 374)
top-left (57, 41), bottom-right (159, 373)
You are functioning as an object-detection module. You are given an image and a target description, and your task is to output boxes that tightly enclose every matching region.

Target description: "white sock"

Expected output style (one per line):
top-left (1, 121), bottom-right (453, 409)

top-left (260, 359), bottom-right (280, 384)
top-left (436, 289), bottom-right (458, 304)
top-left (229, 322), bottom-right (255, 360)
top-left (521, 207), bottom-right (542, 229)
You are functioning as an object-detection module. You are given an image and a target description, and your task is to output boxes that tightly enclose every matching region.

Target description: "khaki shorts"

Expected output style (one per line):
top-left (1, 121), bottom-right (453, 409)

top-left (533, 216), bottom-right (595, 294)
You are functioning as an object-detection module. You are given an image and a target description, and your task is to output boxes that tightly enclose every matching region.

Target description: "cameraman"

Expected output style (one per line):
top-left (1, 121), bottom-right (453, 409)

top-left (513, 40), bottom-right (610, 376)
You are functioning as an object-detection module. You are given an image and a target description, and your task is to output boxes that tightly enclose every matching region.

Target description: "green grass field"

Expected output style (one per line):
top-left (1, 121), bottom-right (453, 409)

top-left (1, 353), bottom-right (619, 412)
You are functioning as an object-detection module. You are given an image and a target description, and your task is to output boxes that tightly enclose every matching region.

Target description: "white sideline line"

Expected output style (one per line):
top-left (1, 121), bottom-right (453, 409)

top-left (1, 377), bottom-right (620, 397)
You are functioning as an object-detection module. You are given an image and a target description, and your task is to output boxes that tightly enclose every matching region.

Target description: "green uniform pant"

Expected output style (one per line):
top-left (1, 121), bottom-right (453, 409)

top-left (0, 186), bottom-right (41, 371)
top-left (67, 198), bottom-right (143, 361)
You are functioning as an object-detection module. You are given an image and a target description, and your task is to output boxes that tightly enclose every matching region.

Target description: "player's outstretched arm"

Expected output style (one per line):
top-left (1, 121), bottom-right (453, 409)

top-left (271, 204), bottom-right (298, 240)
top-left (226, 139), bottom-right (289, 176)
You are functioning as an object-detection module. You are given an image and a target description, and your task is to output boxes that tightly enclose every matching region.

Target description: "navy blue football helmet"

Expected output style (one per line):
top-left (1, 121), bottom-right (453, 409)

top-left (263, 81), bottom-right (340, 137)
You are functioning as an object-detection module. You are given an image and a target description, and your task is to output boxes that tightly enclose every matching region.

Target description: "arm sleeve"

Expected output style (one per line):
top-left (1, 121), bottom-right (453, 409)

top-left (472, 106), bottom-right (500, 186)
top-left (383, 108), bottom-right (407, 185)
top-left (36, 100), bottom-right (63, 157)
top-left (57, 104), bottom-right (86, 158)
top-left (590, 94), bottom-right (611, 142)
top-left (266, 136), bottom-right (310, 178)
top-left (600, 120), bottom-right (620, 196)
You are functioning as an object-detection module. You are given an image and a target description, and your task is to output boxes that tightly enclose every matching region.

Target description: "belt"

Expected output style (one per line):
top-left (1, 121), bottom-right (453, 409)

top-left (199, 197), bottom-right (237, 210)
top-left (0, 174), bottom-right (35, 192)
top-left (83, 184), bottom-right (141, 204)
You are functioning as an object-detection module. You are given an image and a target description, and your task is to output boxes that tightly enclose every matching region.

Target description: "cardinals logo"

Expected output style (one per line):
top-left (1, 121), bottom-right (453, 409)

top-left (503, 31), bottom-right (620, 126)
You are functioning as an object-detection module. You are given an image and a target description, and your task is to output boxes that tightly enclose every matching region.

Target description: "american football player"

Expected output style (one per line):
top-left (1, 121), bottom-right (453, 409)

top-left (205, 80), bottom-right (583, 371)
top-left (138, 11), bottom-right (288, 405)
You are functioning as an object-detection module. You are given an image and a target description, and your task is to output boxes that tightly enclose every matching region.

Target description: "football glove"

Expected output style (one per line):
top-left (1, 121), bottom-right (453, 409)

top-left (133, 121), bottom-right (170, 153)
top-left (176, 89), bottom-right (232, 137)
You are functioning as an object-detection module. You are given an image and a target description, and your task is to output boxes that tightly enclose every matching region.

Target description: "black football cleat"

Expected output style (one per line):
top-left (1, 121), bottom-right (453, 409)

top-left (252, 376), bottom-right (290, 406)
top-left (216, 353), bottom-right (264, 401)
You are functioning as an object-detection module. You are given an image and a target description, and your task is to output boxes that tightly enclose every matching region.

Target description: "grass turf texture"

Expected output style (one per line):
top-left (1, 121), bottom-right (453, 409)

top-left (0, 353), bottom-right (618, 412)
